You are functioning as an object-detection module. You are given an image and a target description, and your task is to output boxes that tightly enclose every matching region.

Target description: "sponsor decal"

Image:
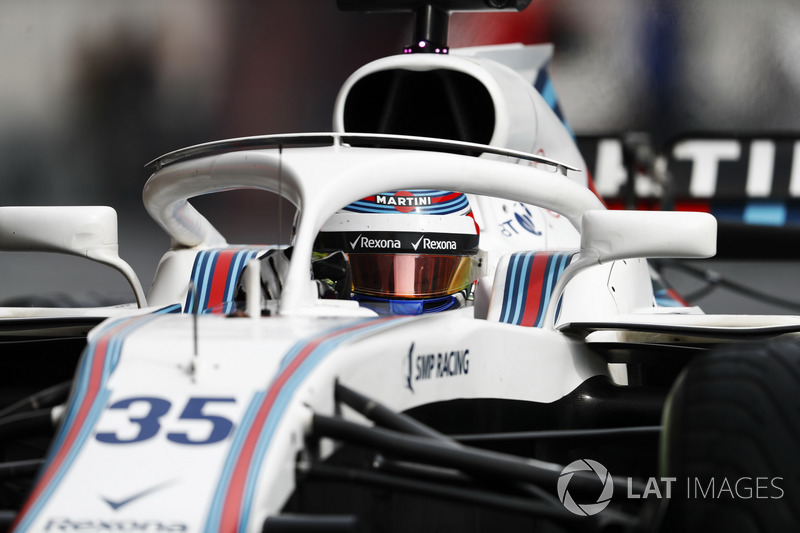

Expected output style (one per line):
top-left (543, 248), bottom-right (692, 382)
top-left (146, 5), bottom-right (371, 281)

top-left (376, 191), bottom-right (433, 213)
top-left (405, 344), bottom-right (414, 392)
top-left (668, 138), bottom-right (800, 199)
top-left (348, 234), bottom-right (402, 251)
top-left (44, 518), bottom-right (187, 531)
top-left (101, 481), bottom-right (174, 511)
top-left (405, 343), bottom-right (469, 392)
top-left (657, 137), bottom-right (800, 226)
top-left (579, 136), bottom-right (800, 223)
top-left (410, 236), bottom-right (457, 251)
top-left (499, 202), bottom-right (543, 238)
top-left (345, 232), bottom-right (463, 254)
top-left (345, 191), bottom-right (469, 215)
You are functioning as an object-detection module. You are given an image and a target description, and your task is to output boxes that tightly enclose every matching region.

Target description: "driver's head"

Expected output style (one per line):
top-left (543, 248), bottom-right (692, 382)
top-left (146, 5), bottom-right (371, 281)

top-left (314, 190), bottom-right (479, 315)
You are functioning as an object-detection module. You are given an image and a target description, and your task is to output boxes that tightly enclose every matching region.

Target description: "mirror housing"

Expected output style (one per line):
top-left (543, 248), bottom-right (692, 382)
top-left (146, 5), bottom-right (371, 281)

top-left (541, 209), bottom-right (717, 328)
top-left (580, 210), bottom-right (717, 263)
top-left (0, 206), bottom-right (146, 307)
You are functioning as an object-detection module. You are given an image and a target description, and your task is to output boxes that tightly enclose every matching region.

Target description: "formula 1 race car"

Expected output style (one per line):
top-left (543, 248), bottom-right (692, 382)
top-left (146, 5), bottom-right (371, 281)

top-left (2, 2), bottom-right (800, 532)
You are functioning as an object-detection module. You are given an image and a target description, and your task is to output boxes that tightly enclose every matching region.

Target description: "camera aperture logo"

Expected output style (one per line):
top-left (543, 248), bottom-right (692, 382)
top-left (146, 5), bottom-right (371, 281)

top-left (557, 459), bottom-right (614, 516)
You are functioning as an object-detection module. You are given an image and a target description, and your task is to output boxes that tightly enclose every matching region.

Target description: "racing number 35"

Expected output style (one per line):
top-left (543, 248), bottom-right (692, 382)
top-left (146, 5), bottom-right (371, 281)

top-left (96, 397), bottom-right (235, 445)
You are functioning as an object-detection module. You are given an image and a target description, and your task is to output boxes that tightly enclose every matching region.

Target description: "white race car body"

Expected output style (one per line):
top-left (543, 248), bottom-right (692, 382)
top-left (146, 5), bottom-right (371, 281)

top-left (2, 14), bottom-right (797, 533)
top-left (20, 311), bottom-right (607, 532)
top-left (8, 132), bottom-right (716, 531)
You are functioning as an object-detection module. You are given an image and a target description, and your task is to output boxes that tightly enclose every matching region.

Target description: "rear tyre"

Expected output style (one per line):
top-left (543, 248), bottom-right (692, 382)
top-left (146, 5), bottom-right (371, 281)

top-left (660, 340), bottom-right (800, 532)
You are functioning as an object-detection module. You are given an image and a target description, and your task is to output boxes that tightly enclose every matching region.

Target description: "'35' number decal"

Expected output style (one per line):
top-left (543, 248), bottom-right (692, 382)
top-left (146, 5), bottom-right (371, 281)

top-left (96, 397), bottom-right (235, 445)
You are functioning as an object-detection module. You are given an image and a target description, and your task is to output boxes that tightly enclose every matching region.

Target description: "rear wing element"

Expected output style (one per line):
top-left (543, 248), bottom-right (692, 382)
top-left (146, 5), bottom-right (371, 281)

top-left (582, 134), bottom-right (800, 218)
top-left (579, 134), bottom-right (800, 258)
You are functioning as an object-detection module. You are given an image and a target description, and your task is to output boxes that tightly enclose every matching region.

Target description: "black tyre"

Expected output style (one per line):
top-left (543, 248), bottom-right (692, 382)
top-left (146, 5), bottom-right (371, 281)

top-left (660, 340), bottom-right (800, 532)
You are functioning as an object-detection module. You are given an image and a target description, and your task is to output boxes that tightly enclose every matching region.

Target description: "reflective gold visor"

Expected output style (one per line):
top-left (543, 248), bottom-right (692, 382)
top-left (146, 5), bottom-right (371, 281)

top-left (349, 254), bottom-right (474, 299)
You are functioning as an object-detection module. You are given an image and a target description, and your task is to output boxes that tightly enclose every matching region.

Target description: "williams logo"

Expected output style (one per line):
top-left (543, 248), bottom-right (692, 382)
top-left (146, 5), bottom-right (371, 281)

top-left (405, 343), bottom-right (470, 392)
top-left (558, 459), bottom-right (614, 516)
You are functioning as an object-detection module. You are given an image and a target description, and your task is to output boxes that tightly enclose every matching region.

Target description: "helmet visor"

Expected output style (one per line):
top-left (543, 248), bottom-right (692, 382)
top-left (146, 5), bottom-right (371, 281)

top-left (349, 254), bottom-right (473, 299)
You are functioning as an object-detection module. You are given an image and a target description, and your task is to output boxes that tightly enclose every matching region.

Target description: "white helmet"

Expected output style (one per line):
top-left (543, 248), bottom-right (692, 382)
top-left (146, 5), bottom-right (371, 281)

top-left (314, 190), bottom-right (479, 314)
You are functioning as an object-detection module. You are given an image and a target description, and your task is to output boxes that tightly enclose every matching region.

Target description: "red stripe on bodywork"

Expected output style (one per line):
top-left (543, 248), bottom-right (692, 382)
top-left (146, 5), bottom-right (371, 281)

top-left (666, 288), bottom-right (689, 306)
top-left (13, 318), bottom-right (134, 527)
top-left (431, 192), bottom-right (462, 203)
top-left (217, 317), bottom-right (396, 532)
top-left (519, 254), bottom-right (550, 327)
top-left (206, 251), bottom-right (236, 313)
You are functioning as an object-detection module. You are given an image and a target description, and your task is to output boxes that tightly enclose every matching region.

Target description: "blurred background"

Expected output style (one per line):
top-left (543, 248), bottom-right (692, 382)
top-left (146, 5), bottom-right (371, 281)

top-left (0, 0), bottom-right (799, 312)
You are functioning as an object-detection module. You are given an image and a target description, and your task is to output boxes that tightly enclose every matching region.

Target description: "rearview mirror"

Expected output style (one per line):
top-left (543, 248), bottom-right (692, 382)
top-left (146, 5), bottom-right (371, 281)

top-left (0, 206), bottom-right (146, 307)
top-left (580, 210), bottom-right (717, 263)
top-left (541, 209), bottom-right (716, 329)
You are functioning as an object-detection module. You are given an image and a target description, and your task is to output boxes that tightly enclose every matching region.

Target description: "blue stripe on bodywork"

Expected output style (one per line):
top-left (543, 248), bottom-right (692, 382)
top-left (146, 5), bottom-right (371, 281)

top-left (203, 390), bottom-right (266, 531)
top-left (203, 317), bottom-right (409, 533)
top-left (498, 251), bottom-right (574, 327)
top-left (185, 249), bottom-right (267, 314)
top-left (16, 314), bottom-right (160, 532)
top-left (509, 253), bottom-right (533, 325)
top-left (499, 253), bottom-right (520, 324)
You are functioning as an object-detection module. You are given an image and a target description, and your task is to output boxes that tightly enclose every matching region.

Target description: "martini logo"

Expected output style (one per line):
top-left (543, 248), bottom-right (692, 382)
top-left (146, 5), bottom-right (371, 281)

top-left (557, 459), bottom-right (614, 516)
top-left (580, 135), bottom-right (800, 201)
top-left (376, 191), bottom-right (431, 213)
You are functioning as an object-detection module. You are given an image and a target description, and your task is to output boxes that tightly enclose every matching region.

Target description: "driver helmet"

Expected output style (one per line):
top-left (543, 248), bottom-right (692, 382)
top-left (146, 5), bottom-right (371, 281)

top-left (314, 190), bottom-right (479, 315)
